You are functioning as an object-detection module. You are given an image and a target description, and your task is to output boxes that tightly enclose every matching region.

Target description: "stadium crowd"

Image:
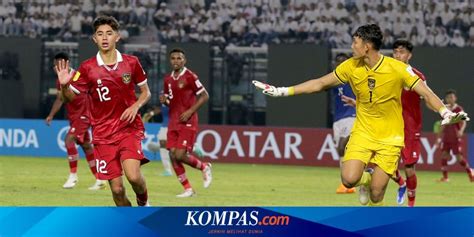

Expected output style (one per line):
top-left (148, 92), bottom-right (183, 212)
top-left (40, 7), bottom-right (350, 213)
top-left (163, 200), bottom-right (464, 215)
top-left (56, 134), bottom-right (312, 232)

top-left (0, 0), bottom-right (473, 48)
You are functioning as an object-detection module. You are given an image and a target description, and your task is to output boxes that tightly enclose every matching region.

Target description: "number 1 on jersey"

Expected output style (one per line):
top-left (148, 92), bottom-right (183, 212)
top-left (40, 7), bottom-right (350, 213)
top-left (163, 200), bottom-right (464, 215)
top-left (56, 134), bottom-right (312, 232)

top-left (369, 91), bottom-right (373, 103)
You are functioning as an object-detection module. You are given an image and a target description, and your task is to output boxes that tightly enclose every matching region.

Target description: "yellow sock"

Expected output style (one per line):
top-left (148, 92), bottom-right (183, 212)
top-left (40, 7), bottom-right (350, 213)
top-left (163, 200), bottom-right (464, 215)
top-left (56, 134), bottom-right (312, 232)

top-left (356, 171), bottom-right (372, 187)
top-left (368, 199), bottom-right (384, 206)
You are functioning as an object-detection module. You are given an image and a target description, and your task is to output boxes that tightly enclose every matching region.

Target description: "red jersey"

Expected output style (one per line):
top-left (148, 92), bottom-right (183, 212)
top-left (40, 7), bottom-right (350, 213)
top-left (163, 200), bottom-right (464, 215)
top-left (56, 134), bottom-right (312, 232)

top-left (401, 67), bottom-right (426, 139)
top-left (163, 67), bottom-right (205, 131)
top-left (69, 50), bottom-right (147, 144)
top-left (56, 74), bottom-right (90, 121)
top-left (442, 104), bottom-right (464, 143)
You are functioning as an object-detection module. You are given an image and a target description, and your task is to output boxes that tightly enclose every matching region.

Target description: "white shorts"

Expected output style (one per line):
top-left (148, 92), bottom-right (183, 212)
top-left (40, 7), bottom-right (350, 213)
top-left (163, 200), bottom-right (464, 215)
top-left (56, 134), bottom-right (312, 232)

top-left (158, 126), bottom-right (168, 141)
top-left (333, 117), bottom-right (355, 146)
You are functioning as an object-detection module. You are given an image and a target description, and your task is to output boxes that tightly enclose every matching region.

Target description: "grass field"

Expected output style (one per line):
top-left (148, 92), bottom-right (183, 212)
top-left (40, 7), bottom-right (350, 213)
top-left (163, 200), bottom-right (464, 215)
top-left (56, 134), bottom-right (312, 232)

top-left (0, 156), bottom-right (473, 206)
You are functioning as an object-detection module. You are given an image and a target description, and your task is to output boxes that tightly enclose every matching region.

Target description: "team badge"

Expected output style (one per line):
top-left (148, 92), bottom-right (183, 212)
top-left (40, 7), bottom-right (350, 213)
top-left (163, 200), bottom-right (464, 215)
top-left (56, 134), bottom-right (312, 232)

top-left (367, 78), bottom-right (376, 90)
top-left (122, 73), bottom-right (131, 84)
top-left (178, 80), bottom-right (185, 89)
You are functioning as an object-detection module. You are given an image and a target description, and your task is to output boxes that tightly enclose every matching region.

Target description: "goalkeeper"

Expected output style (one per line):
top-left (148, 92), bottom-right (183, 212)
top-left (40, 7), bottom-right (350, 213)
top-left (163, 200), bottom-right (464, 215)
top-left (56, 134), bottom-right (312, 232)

top-left (253, 24), bottom-right (469, 206)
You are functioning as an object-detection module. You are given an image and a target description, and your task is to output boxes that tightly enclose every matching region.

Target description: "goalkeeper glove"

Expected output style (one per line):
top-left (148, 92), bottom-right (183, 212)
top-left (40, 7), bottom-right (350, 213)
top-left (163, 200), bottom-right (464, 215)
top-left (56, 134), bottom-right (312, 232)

top-left (252, 80), bottom-right (294, 97)
top-left (439, 107), bottom-right (470, 125)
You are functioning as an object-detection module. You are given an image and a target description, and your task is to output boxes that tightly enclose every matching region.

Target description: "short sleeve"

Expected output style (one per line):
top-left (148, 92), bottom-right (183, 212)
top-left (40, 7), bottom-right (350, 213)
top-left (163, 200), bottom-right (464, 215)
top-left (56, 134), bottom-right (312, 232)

top-left (333, 59), bottom-right (352, 84)
top-left (133, 57), bottom-right (147, 87)
top-left (69, 64), bottom-right (89, 94)
top-left (187, 72), bottom-right (205, 95)
top-left (400, 65), bottom-right (421, 90)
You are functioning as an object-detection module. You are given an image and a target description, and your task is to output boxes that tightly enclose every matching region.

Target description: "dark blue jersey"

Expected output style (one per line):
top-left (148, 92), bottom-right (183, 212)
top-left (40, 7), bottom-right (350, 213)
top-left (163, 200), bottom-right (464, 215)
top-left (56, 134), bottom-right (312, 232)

top-left (331, 83), bottom-right (356, 122)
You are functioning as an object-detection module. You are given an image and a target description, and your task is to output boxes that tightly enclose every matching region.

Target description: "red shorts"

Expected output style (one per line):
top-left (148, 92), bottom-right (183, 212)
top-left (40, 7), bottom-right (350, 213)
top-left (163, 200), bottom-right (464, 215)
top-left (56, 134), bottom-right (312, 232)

top-left (166, 128), bottom-right (196, 152)
top-left (93, 133), bottom-right (149, 180)
top-left (441, 140), bottom-right (463, 155)
top-left (401, 138), bottom-right (421, 165)
top-left (68, 118), bottom-right (91, 145)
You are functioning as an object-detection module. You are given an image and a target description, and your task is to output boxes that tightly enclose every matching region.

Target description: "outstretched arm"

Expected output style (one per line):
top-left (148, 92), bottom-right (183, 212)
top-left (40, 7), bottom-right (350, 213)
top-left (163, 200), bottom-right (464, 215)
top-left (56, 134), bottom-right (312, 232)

top-left (253, 72), bottom-right (341, 97)
top-left (413, 82), bottom-right (469, 125)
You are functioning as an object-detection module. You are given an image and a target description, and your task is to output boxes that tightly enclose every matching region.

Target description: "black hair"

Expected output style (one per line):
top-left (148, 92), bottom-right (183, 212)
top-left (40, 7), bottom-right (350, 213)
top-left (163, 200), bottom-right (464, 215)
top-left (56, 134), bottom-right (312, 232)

top-left (93, 15), bottom-right (120, 32)
top-left (54, 52), bottom-right (69, 61)
top-left (352, 24), bottom-right (383, 50)
top-left (393, 39), bottom-right (414, 52)
top-left (445, 89), bottom-right (456, 96)
top-left (169, 48), bottom-right (185, 56)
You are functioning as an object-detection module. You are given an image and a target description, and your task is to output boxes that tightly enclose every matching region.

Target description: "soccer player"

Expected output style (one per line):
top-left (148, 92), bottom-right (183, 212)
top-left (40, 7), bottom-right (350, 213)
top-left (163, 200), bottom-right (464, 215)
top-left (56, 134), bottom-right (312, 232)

top-left (389, 40), bottom-right (427, 207)
top-left (161, 48), bottom-right (212, 198)
top-left (331, 53), bottom-right (356, 194)
top-left (143, 103), bottom-right (205, 177)
top-left (253, 24), bottom-right (468, 206)
top-left (45, 52), bottom-right (105, 190)
top-left (437, 90), bottom-right (473, 182)
top-left (56, 16), bottom-right (151, 206)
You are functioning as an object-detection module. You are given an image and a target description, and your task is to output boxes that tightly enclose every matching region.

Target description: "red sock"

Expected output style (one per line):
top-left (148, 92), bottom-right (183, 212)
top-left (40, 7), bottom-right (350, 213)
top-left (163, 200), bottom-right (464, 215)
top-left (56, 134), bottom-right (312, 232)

top-left (85, 149), bottom-right (97, 177)
top-left (136, 189), bottom-right (148, 206)
top-left (393, 170), bottom-right (406, 186)
top-left (183, 153), bottom-right (205, 171)
top-left (441, 158), bottom-right (448, 179)
top-left (459, 159), bottom-right (472, 176)
top-left (406, 174), bottom-right (417, 207)
top-left (172, 160), bottom-right (192, 190)
top-left (66, 140), bottom-right (78, 173)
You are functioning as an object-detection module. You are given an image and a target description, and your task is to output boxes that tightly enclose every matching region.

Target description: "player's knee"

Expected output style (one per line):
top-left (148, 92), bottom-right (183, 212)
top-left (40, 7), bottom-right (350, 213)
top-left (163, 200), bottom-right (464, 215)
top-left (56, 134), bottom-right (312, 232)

top-left (370, 189), bottom-right (384, 203)
top-left (341, 174), bottom-right (358, 188)
top-left (111, 184), bottom-right (125, 197)
top-left (174, 152), bottom-right (186, 162)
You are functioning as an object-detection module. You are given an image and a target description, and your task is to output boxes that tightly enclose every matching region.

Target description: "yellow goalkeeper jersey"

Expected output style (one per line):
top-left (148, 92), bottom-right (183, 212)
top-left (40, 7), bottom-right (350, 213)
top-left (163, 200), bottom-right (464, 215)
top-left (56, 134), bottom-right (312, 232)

top-left (334, 55), bottom-right (421, 146)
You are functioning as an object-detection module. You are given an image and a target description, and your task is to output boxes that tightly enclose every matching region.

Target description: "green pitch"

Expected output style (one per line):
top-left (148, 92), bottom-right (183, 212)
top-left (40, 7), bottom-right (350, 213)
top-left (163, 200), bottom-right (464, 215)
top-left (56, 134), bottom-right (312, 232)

top-left (0, 156), bottom-right (473, 206)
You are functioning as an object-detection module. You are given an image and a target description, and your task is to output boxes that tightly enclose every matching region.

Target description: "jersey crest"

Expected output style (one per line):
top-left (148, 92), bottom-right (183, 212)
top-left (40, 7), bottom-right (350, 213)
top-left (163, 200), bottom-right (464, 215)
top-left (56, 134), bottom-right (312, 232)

top-left (122, 73), bottom-right (131, 84)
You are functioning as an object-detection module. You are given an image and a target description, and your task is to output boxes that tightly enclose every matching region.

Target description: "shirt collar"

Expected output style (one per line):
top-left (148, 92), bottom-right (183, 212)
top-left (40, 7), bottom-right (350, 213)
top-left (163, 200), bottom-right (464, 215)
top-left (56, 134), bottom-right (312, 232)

top-left (96, 49), bottom-right (123, 71)
top-left (172, 67), bottom-right (187, 80)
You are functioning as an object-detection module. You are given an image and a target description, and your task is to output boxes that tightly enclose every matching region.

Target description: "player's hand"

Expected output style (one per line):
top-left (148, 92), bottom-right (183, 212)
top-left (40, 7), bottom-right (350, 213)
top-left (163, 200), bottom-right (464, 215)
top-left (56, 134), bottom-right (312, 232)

top-left (252, 80), bottom-right (290, 97)
top-left (159, 94), bottom-right (170, 106)
top-left (456, 130), bottom-right (464, 138)
top-left (341, 95), bottom-right (356, 107)
top-left (55, 59), bottom-right (74, 86)
top-left (440, 110), bottom-right (470, 125)
top-left (120, 104), bottom-right (139, 123)
top-left (179, 109), bottom-right (193, 122)
top-left (45, 116), bottom-right (53, 126)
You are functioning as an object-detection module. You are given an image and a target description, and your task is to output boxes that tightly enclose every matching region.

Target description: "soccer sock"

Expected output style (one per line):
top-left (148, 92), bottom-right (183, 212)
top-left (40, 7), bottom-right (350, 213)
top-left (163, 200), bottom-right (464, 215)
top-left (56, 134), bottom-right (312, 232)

top-left (182, 153), bottom-right (205, 171)
top-left (368, 199), bottom-right (384, 206)
top-left (441, 158), bottom-right (448, 179)
top-left (84, 149), bottom-right (97, 177)
top-left (393, 170), bottom-right (406, 187)
top-left (172, 160), bottom-right (192, 190)
top-left (66, 140), bottom-right (78, 173)
top-left (356, 171), bottom-right (371, 187)
top-left (459, 159), bottom-right (472, 177)
top-left (159, 148), bottom-right (172, 173)
top-left (406, 174), bottom-right (417, 207)
top-left (136, 189), bottom-right (148, 206)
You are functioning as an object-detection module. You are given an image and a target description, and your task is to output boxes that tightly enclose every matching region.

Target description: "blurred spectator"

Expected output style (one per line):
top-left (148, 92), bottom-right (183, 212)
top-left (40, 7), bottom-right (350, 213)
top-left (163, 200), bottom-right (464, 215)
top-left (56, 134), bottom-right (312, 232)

top-left (450, 29), bottom-right (465, 47)
top-left (0, 0), bottom-right (472, 48)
